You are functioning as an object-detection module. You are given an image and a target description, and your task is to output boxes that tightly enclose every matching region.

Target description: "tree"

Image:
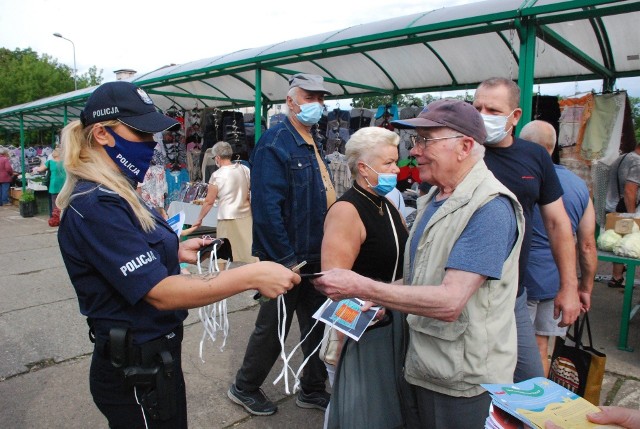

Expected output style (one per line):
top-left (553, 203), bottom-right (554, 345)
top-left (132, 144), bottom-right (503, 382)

top-left (629, 96), bottom-right (640, 142)
top-left (0, 47), bottom-right (103, 145)
top-left (351, 93), bottom-right (437, 109)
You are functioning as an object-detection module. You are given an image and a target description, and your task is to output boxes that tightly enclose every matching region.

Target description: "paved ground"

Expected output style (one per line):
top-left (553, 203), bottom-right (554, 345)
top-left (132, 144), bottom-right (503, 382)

top-left (0, 203), bottom-right (638, 428)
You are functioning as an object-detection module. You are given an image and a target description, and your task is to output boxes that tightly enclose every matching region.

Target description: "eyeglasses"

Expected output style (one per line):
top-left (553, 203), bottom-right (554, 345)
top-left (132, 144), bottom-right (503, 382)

top-left (408, 134), bottom-right (464, 150)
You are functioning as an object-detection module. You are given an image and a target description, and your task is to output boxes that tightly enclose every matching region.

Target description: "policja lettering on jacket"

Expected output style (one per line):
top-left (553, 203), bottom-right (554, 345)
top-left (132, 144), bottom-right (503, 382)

top-left (120, 251), bottom-right (157, 276)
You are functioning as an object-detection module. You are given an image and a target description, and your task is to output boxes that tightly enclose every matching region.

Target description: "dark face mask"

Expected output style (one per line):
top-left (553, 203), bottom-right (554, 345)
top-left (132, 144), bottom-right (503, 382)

top-left (104, 127), bottom-right (157, 182)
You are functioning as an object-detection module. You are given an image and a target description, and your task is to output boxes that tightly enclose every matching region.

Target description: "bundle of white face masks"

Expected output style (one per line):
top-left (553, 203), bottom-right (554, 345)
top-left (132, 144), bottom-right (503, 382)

top-left (272, 296), bottom-right (327, 394)
top-left (196, 239), bottom-right (230, 362)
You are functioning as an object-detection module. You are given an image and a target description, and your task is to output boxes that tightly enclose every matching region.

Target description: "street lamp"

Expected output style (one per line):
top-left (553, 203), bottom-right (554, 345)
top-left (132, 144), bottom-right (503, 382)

top-left (53, 32), bottom-right (77, 91)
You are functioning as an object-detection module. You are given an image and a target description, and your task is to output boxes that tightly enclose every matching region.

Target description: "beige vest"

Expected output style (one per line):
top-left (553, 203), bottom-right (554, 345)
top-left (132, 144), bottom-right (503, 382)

top-left (403, 159), bottom-right (524, 397)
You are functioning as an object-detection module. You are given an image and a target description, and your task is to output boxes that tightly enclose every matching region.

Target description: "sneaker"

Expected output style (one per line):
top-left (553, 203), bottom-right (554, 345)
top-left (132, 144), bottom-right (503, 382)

top-left (227, 384), bottom-right (277, 416)
top-left (295, 389), bottom-right (330, 411)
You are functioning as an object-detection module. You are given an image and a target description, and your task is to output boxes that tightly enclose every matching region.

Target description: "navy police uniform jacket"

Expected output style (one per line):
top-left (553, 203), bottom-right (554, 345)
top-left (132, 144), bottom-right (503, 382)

top-left (58, 181), bottom-right (187, 345)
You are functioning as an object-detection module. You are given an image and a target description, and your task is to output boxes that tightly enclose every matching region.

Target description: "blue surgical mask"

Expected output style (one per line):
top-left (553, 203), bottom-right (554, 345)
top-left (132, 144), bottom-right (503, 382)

top-left (481, 110), bottom-right (515, 145)
top-left (294, 101), bottom-right (324, 126)
top-left (104, 127), bottom-right (157, 182)
top-left (364, 163), bottom-right (397, 196)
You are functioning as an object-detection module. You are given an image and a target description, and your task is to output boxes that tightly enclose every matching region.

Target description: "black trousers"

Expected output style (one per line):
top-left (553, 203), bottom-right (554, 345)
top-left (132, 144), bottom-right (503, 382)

top-left (235, 264), bottom-right (328, 393)
top-left (89, 329), bottom-right (187, 429)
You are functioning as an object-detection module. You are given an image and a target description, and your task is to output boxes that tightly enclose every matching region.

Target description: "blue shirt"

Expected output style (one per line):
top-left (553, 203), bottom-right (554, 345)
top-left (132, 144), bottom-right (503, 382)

top-left (484, 138), bottom-right (564, 295)
top-left (410, 195), bottom-right (517, 282)
top-left (58, 181), bottom-right (186, 345)
top-left (524, 166), bottom-right (590, 300)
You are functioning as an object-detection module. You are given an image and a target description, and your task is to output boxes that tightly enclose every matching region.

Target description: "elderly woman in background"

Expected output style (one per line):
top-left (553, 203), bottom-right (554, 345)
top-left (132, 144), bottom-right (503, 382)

top-left (0, 147), bottom-right (15, 206)
top-left (320, 127), bottom-right (411, 429)
top-left (193, 141), bottom-right (255, 262)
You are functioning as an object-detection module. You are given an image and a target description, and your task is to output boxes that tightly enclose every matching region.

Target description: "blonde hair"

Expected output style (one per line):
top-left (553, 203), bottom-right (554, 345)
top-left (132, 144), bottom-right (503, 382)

top-left (345, 127), bottom-right (399, 177)
top-left (57, 119), bottom-right (156, 232)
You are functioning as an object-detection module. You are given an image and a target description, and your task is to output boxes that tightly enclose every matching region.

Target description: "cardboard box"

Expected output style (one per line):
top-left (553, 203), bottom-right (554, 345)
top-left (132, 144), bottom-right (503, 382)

top-left (605, 212), bottom-right (640, 231)
top-left (9, 187), bottom-right (22, 206)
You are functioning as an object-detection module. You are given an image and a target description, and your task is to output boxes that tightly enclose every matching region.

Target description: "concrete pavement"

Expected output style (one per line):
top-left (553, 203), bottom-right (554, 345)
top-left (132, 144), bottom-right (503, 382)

top-left (0, 203), bottom-right (638, 428)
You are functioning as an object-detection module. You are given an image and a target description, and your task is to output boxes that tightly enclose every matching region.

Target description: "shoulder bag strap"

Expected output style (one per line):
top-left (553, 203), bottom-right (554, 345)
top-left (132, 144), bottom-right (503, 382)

top-left (617, 153), bottom-right (630, 197)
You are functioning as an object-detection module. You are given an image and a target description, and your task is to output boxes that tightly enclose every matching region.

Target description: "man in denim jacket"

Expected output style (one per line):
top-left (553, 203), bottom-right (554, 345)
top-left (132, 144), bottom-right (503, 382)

top-left (228, 74), bottom-right (335, 416)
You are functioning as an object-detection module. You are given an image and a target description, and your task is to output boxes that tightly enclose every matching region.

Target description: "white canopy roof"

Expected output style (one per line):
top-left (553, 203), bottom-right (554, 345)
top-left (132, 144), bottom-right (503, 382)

top-left (1, 0), bottom-right (639, 132)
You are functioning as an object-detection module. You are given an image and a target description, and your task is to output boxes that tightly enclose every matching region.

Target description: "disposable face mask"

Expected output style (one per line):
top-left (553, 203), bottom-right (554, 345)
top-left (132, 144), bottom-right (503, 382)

top-left (294, 101), bottom-right (324, 126)
top-left (481, 110), bottom-right (515, 145)
top-left (364, 163), bottom-right (397, 196)
top-left (104, 127), bottom-right (156, 182)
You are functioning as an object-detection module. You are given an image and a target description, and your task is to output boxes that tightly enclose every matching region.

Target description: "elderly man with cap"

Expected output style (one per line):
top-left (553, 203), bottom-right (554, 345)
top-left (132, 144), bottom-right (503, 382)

top-left (228, 73), bottom-right (335, 416)
top-left (314, 99), bottom-right (524, 428)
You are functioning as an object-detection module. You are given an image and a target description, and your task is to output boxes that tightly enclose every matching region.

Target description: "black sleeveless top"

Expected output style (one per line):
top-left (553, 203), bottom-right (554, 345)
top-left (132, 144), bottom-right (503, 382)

top-left (337, 182), bottom-right (408, 282)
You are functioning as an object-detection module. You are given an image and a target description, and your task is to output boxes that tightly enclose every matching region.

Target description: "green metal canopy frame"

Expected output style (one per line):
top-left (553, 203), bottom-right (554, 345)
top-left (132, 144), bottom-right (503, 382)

top-left (1, 0), bottom-right (639, 186)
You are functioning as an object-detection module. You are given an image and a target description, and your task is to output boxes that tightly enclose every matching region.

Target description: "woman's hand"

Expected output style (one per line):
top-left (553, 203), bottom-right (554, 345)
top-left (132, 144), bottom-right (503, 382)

top-left (178, 236), bottom-right (215, 264)
top-left (252, 261), bottom-right (300, 299)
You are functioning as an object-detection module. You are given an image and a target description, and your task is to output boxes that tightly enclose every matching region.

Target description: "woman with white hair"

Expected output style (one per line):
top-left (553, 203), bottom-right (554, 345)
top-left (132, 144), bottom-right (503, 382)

top-left (193, 141), bottom-right (255, 262)
top-left (320, 126), bottom-right (410, 429)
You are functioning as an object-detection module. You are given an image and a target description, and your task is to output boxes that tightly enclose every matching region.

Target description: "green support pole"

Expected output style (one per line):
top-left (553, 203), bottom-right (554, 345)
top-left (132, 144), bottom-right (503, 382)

top-left (254, 69), bottom-right (263, 143)
top-left (603, 78), bottom-right (616, 92)
top-left (19, 114), bottom-right (26, 191)
top-left (63, 105), bottom-right (69, 126)
top-left (517, 17), bottom-right (537, 134)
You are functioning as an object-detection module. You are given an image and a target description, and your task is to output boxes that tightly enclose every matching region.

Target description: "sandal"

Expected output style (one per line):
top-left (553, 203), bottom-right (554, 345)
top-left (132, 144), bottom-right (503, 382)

top-left (608, 277), bottom-right (624, 288)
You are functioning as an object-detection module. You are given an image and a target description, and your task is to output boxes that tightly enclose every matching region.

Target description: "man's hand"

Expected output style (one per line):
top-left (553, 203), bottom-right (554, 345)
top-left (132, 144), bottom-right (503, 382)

top-left (313, 268), bottom-right (364, 301)
top-left (578, 290), bottom-right (591, 313)
top-left (554, 285), bottom-right (581, 327)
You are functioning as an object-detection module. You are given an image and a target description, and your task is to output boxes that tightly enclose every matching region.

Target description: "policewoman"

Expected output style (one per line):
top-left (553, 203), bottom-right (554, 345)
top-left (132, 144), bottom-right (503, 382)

top-left (57, 81), bottom-right (299, 429)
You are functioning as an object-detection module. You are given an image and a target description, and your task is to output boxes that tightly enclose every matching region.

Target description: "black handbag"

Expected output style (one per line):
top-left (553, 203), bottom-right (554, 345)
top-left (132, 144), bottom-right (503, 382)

top-left (548, 313), bottom-right (606, 405)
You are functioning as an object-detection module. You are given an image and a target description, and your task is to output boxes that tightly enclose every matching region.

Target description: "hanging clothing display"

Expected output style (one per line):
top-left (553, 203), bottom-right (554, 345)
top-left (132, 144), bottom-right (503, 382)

top-left (620, 95), bottom-right (638, 154)
top-left (580, 92), bottom-right (626, 163)
top-left (396, 158), bottom-right (421, 192)
top-left (186, 149), bottom-right (202, 182)
top-left (349, 108), bottom-right (373, 134)
top-left (165, 168), bottom-right (190, 207)
top-left (398, 106), bottom-right (421, 160)
top-left (326, 108), bottom-right (350, 155)
top-left (325, 151), bottom-right (351, 198)
top-left (558, 94), bottom-right (592, 148)
top-left (374, 104), bottom-right (398, 131)
top-left (243, 112), bottom-right (267, 141)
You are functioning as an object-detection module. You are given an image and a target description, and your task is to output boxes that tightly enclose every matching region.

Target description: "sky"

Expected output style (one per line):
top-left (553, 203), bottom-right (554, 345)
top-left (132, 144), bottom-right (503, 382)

top-left (1, 0), bottom-right (638, 103)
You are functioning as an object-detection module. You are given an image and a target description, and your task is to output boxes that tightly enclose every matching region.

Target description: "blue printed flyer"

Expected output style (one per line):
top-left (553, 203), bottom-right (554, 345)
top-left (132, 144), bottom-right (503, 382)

top-left (166, 211), bottom-right (185, 237)
top-left (312, 298), bottom-right (381, 341)
top-left (482, 377), bottom-right (621, 429)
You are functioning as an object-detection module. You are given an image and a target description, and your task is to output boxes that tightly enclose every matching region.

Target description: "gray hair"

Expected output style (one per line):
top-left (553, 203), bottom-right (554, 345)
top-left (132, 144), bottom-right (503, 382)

top-left (345, 127), bottom-right (399, 177)
top-left (0, 147), bottom-right (8, 157)
top-left (470, 140), bottom-right (486, 160)
top-left (211, 141), bottom-right (233, 159)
